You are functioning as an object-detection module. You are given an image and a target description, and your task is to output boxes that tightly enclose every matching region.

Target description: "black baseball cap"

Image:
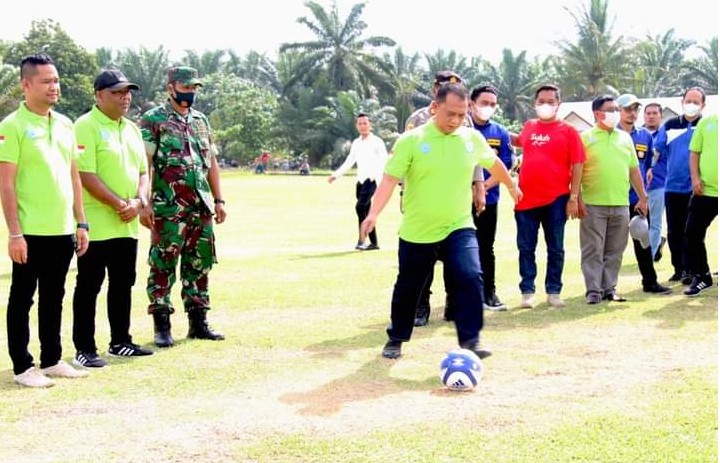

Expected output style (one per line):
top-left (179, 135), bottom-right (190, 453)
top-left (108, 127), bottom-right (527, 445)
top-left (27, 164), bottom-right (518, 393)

top-left (94, 69), bottom-right (140, 92)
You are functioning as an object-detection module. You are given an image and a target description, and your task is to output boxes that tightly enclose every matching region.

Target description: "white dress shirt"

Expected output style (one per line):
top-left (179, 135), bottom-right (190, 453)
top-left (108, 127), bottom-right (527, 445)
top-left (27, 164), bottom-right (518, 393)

top-left (332, 133), bottom-right (388, 182)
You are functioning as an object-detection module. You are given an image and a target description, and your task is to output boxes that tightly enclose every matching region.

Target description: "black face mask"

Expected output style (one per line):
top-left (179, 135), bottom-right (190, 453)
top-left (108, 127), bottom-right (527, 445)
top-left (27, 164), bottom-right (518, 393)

top-left (171, 89), bottom-right (196, 108)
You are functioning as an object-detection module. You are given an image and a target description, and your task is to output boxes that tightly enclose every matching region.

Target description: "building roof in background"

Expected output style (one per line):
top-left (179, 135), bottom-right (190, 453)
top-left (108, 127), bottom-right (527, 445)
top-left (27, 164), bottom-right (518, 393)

top-left (557, 95), bottom-right (719, 131)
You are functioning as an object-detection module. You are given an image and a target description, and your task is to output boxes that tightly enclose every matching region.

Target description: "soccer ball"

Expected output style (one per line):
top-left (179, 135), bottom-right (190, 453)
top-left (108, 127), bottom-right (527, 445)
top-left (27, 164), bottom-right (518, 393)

top-left (439, 349), bottom-right (483, 391)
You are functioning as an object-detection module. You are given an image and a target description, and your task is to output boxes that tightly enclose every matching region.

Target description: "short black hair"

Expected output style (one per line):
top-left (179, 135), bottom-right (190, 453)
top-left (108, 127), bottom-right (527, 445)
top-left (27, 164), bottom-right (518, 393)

top-left (591, 94), bottom-right (615, 111)
top-left (20, 53), bottom-right (54, 79)
top-left (356, 112), bottom-right (370, 120)
top-left (436, 82), bottom-right (469, 103)
top-left (471, 85), bottom-right (498, 101)
top-left (534, 84), bottom-right (561, 101)
top-left (644, 102), bottom-right (662, 113)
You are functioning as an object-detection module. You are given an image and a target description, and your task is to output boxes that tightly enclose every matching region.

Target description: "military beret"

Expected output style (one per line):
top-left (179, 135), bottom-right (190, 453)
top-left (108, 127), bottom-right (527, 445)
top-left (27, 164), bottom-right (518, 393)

top-left (167, 66), bottom-right (203, 86)
top-left (433, 70), bottom-right (463, 86)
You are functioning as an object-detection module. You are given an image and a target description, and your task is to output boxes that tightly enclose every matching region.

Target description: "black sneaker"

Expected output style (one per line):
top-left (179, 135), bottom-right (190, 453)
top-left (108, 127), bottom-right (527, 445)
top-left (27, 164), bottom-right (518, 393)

top-left (653, 237), bottom-right (666, 262)
top-left (413, 302), bottom-right (431, 327)
top-left (483, 293), bottom-right (508, 311)
top-left (680, 271), bottom-right (693, 285)
top-left (73, 351), bottom-right (107, 368)
top-left (684, 274), bottom-right (713, 296)
top-left (643, 283), bottom-right (672, 294)
top-left (108, 342), bottom-right (154, 357)
top-left (382, 340), bottom-right (402, 359)
top-left (668, 272), bottom-right (683, 282)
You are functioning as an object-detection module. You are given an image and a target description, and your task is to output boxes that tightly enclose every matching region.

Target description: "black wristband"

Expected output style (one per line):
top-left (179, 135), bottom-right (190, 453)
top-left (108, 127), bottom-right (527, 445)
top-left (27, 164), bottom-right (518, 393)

top-left (214, 198), bottom-right (225, 205)
top-left (77, 222), bottom-right (90, 231)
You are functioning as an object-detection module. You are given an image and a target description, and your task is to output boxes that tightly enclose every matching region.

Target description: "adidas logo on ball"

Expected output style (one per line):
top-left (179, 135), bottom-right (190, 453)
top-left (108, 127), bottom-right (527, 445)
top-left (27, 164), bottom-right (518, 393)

top-left (439, 348), bottom-right (484, 391)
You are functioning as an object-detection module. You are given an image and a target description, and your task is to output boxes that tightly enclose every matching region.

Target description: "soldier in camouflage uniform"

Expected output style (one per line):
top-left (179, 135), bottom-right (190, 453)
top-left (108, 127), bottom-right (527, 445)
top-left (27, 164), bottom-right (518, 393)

top-left (403, 71), bottom-right (485, 327)
top-left (139, 66), bottom-right (227, 348)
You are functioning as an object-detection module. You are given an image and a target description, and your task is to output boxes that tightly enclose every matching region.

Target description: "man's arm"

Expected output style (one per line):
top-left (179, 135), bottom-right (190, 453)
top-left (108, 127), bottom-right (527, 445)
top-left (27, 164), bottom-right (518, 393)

top-left (630, 166), bottom-right (648, 215)
top-left (689, 151), bottom-right (703, 196)
top-left (328, 148), bottom-right (357, 183)
top-left (71, 161), bottom-right (89, 256)
top-left (208, 154), bottom-right (226, 224)
top-left (567, 162), bottom-right (584, 219)
top-left (487, 158), bottom-right (522, 204)
top-left (0, 162), bottom-right (27, 263)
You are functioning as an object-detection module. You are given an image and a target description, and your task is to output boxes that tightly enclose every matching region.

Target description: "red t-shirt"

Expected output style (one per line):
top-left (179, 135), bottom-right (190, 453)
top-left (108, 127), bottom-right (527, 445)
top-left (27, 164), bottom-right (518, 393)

top-left (515, 119), bottom-right (586, 211)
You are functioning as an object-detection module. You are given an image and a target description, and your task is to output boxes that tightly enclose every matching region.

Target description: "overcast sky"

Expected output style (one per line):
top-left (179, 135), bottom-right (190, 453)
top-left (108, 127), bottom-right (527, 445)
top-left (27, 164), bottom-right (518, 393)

top-left (1, 0), bottom-right (717, 63)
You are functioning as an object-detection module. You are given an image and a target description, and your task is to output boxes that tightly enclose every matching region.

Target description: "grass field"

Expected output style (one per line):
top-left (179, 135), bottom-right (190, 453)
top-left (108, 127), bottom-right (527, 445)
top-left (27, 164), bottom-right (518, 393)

top-left (0, 171), bottom-right (717, 463)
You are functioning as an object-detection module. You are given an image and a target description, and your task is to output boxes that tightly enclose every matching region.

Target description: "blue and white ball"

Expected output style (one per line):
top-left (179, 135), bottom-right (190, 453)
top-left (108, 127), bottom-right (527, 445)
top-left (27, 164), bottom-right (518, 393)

top-left (439, 349), bottom-right (483, 391)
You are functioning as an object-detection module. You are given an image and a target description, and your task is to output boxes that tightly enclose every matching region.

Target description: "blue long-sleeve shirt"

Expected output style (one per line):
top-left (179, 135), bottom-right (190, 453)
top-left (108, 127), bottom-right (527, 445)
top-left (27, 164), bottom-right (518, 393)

top-left (472, 119), bottom-right (513, 205)
top-left (654, 115), bottom-right (702, 194)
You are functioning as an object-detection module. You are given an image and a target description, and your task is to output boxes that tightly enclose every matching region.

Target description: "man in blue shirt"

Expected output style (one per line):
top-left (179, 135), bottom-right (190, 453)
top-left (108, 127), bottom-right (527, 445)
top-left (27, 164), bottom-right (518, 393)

top-left (616, 94), bottom-right (671, 295)
top-left (643, 102), bottom-right (666, 262)
top-left (654, 87), bottom-right (706, 284)
top-left (468, 85), bottom-right (514, 311)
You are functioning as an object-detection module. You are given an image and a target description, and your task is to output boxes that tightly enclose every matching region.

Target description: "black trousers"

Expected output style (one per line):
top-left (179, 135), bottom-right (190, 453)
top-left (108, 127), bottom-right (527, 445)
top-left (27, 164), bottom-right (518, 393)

top-left (629, 205), bottom-right (658, 288)
top-left (684, 194), bottom-right (718, 276)
top-left (473, 202), bottom-right (497, 298)
top-left (356, 179), bottom-right (377, 245)
top-left (6, 235), bottom-right (74, 375)
top-left (73, 238), bottom-right (138, 352)
top-left (665, 192), bottom-right (692, 275)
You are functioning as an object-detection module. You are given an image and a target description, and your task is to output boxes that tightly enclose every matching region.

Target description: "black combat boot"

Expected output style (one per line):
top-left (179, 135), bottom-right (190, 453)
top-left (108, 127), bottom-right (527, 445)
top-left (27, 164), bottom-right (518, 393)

top-left (187, 309), bottom-right (225, 341)
top-left (153, 311), bottom-right (174, 348)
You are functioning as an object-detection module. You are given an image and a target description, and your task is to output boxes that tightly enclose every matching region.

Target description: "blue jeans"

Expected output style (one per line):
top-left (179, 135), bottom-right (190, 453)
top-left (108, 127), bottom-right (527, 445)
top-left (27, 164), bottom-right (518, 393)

top-left (647, 188), bottom-right (665, 257)
top-left (514, 195), bottom-right (568, 295)
top-left (387, 228), bottom-right (484, 345)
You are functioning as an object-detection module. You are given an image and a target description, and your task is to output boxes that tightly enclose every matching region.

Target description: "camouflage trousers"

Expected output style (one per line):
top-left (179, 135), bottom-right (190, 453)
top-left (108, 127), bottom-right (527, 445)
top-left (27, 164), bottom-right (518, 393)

top-left (147, 212), bottom-right (216, 314)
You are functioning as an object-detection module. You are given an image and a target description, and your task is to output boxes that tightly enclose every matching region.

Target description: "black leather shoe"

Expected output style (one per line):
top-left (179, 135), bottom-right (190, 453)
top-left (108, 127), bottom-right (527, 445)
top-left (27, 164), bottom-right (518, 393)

top-left (653, 237), bottom-right (666, 262)
top-left (382, 340), bottom-right (402, 359)
top-left (460, 341), bottom-right (492, 360)
top-left (643, 283), bottom-right (672, 294)
top-left (187, 310), bottom-right (225, 341)
top-left (414, 302), bottom-right (430, 327)
top-left (603, 292), bottom-right (627, 302)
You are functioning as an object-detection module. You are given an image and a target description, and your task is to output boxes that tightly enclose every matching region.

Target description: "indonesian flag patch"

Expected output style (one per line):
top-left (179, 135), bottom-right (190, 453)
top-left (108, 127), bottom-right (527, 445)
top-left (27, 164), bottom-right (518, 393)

top-left (77, 144), bottom-right (85, 155)
top-left (0, 135), bottom-right (5, 145)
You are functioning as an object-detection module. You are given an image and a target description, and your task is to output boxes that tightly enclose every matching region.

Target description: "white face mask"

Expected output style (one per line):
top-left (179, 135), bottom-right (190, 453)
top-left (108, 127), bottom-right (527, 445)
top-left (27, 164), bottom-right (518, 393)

top-left (535, 104), bottom-right (557, 120)
top-left (602, 111), bottom-right (621, 127)
top-left (683, 103), bottom-right (701, 117)
top-left (475, 106), bottom-right (496, 121)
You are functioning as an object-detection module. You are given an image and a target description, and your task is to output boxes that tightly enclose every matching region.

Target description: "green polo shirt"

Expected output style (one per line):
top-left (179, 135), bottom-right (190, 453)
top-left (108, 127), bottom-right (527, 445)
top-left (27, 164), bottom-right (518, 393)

top-left (689, 114), bottom-right (718, 197)
top-left (580, 126), bottom-right (639, 206)
top-left (75, 106), bottom-right (148, 240)
top-left (0, 103), bottom-right (77, 235)
top-left (386, 121), bottom-right (496, 243)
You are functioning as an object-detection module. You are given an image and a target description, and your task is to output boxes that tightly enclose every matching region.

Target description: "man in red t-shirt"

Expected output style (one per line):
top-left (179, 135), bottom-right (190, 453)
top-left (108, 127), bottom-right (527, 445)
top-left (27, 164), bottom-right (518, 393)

top-left (512, 84), bottom-right (585, 308)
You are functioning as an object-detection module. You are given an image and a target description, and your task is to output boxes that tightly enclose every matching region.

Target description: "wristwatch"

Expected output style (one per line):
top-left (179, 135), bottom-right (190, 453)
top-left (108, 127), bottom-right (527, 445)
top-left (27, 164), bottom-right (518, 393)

top-left (138, 196), bottom-right (148, 209)
top-left (77, 222), bottom-right (90, 231)
top-left (569, 193), bottom-right (578, 201)
top-left (214, 198), bottom-right (226, 205)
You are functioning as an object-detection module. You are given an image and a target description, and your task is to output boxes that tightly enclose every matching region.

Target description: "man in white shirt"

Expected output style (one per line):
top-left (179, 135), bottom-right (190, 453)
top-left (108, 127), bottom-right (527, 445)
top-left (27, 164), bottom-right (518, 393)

top-left (328, 113), bottom-right (388, 250)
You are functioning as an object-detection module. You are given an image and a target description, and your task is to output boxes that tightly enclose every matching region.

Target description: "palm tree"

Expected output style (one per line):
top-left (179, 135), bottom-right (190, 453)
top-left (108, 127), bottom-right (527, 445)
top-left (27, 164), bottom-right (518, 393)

top-left (278, 1), bottom-right (395, 97)
top-left (477, 49), bottom-right (546, 123)
top-left (0, 63), bottom-right (21, 119)
top-left (682, 37), bottom-right (718, 94)
top-left (181, 49), bottom-right (228, 78)
top-left (116, 46), bottom-right (170, 115)
top-left (380, 47), bottom-right (424, 132)
top-left (225, 50), bottom-right (281, 93)
top-left (555, 0), bottom-right (630, 100)
top-left (631, 30), bottom-right (694, 97)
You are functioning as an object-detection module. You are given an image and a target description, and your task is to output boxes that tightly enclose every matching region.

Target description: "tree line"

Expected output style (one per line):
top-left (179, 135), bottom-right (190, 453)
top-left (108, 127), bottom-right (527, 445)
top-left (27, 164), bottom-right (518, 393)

top-left (0, 0), bottom-right (716, 168)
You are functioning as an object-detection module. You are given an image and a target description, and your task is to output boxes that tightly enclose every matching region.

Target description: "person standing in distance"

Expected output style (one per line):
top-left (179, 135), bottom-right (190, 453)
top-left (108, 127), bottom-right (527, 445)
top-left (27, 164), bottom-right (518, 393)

top-left (328, 113), bottom-right (388, 251)
top-left (468, 84), bottom-right (514, 312)
top-left (71, 69), bottom-right (154, 368)
top-left (359, 83), bottom-right (522, 360)
top-left (642, 102), bottom-right (667, 261)
top-left (0, 53), bottom-right (90, 387)
top-left (139, 66), bottom-right (226, 348)
top-left (511, 84), bottom-right (585, 309)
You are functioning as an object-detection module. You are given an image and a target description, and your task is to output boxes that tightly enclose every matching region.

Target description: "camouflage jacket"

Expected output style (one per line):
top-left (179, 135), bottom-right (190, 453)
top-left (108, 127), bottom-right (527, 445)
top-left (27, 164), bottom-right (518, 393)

top-left (139, 101), bottom-right (216, 218)
top-left (404, 105), bottom-right (473, 132)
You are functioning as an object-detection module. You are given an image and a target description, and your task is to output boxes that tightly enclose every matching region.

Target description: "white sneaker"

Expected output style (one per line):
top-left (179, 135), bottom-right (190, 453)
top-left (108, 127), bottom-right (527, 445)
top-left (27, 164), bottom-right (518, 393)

top-left (14, 367), bottom-right (55, 388)
top-left (547, 294), bottom-right (566, 307)
top-left (520, 293), bottom-right (535, 308)
top-left (41, 360), bottom-right (89, 379)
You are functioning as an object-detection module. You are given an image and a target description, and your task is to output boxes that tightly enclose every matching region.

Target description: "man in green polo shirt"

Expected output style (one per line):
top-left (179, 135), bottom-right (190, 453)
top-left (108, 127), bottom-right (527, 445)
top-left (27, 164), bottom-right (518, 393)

top-left (360, 83), bottom-right (521, 360)
top-left (684, 114), bottom-right (718, 296)
top-left (71, 69), bottom-right (154, 369)
top-left (579, 95), bottom-right (649, 305)
top-left (0, 53), bottom-right (89, 387)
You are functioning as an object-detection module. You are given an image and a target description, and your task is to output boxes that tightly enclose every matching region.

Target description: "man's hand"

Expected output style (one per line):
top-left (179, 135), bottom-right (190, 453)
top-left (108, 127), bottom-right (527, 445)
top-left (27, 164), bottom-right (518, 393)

top-left (507, 185), bottom-right (523, 205)
top-left (118, 198), bottom-right (142, 222)
top-left (566, 199), bottom-right (579, 219)
top-left (8, 236), bottom-right (27, 264)
top-left (75, 227), bottom-right (89, 257)
top-left (139, 207), bottom-right (154, 230)
top-left (634, 197), bottom-right (649, 216)
top-left (646, 168), bottom-right (653, 185)
top-left (359, 214), bottom-right (377, 243)
top-left (472, 182), bottom-right (486, 216)
top-left (692, 177), bottom-right (704, 196)
top-left (214, 202), bottom-right (227, 224)
top-left (327, 175), bottom-right (336, 184)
